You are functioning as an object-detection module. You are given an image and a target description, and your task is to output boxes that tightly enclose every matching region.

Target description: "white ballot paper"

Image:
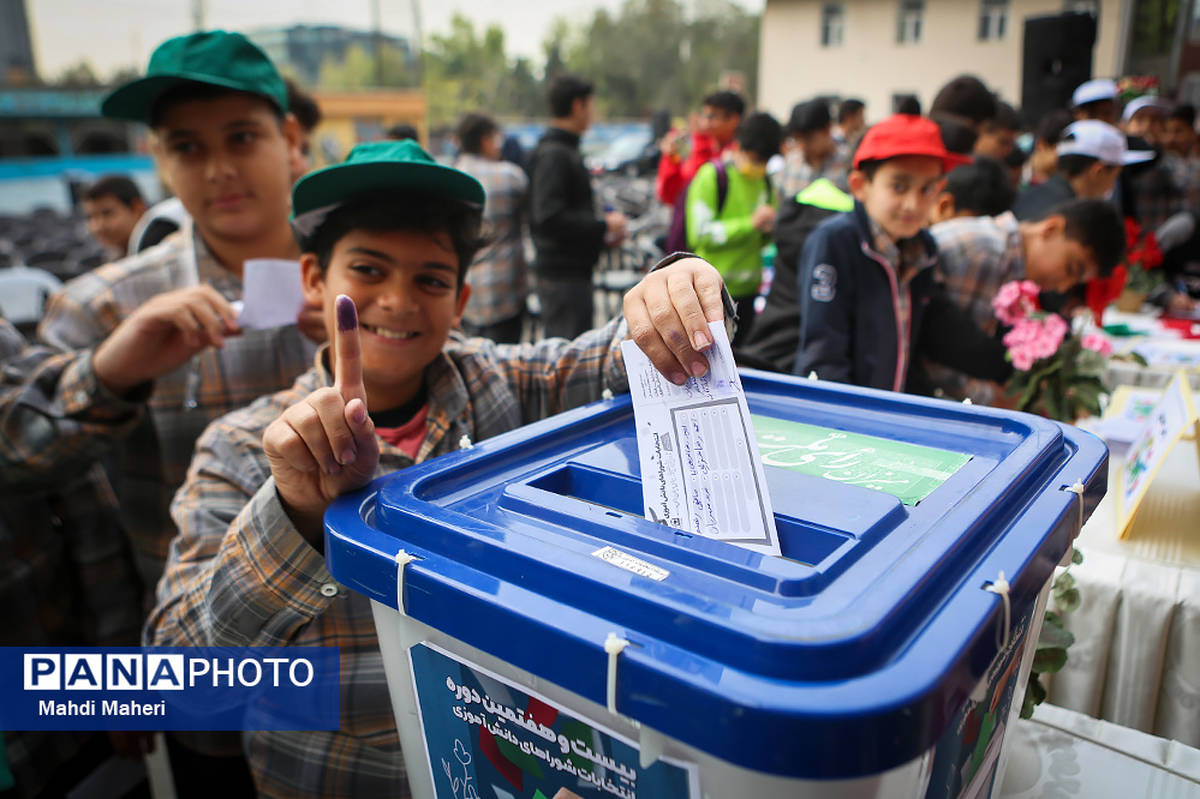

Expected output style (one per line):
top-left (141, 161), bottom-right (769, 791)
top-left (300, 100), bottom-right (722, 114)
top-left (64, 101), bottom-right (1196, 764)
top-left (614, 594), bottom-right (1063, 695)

top-left (620, 320), bottom-right (781, 556)
top-left (233, 258), bottom-right (306, 330)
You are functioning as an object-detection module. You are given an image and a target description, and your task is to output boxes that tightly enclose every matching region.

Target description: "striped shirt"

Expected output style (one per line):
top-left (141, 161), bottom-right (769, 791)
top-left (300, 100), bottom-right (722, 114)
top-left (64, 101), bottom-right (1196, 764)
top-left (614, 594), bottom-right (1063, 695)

top-left (25, 220), bottom-right (313, 590)
top-left (147, 321), bottom-right (629, 798)
top-left (454, 153), bottom-right (530, 327)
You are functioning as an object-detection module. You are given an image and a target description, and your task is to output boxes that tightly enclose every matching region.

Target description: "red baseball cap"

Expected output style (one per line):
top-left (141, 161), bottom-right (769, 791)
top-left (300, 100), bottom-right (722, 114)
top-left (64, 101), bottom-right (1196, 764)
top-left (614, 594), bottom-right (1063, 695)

top-left (852, 114), bottom-right (971, 173)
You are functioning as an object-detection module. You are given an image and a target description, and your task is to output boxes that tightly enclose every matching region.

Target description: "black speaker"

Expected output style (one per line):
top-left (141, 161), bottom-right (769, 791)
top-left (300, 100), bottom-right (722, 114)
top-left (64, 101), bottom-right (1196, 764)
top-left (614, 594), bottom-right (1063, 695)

top-left (1021, 12), bottom-right (1097, 127)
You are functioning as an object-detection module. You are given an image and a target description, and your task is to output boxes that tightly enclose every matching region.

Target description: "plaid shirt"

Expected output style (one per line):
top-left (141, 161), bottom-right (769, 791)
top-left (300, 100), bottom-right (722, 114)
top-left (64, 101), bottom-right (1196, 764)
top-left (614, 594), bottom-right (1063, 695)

top-left (927, 212), bottom-right (1025, 401)
top-left (146, 321), bottom-right (629, 798)
top-left (21, 220), bottom-right (313, 591)
top-left (778, 147), bottom-right (850, 202)
top-left (1135, 153), bottom-right (1200, 231)
top-left (1, 320), bottom-right (143, 798)
top-left (454, 154), bottom-right (530, 327)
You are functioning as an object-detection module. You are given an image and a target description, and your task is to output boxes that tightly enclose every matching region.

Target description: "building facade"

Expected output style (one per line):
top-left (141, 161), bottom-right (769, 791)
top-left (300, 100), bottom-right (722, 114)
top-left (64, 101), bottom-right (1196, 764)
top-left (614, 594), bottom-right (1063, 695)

top-left (247, 24), bottom-right (413, 87)
top-left (758, 0), bottom-right (1131, 122)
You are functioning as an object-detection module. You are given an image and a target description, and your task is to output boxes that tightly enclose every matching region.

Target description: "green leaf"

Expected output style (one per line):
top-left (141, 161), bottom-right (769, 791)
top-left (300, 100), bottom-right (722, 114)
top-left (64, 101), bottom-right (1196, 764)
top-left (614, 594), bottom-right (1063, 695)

top-left (1021, 673), bottom-right (1048, 719)
top-left (1054, 572), bottom-right (1075, 592)
top-left (1044, 610), bottom-right (1065, 629)
top-left (1033, 647), bottom-right (1069, 673)
top-left (1056, 587), bottom-right (1081, 613)
top-left (1071, 548), bottom-right (1084, 565)
top-left (1037, 622), bottom-right (1075, 650)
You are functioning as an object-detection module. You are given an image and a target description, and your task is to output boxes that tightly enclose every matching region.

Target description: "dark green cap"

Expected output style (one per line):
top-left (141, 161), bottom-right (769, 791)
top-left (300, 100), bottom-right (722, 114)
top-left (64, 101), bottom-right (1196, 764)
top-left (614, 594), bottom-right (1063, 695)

top-left (291, 140), bottom-right (485, 238)
top-left (101, 30), bottom-right (287, 124)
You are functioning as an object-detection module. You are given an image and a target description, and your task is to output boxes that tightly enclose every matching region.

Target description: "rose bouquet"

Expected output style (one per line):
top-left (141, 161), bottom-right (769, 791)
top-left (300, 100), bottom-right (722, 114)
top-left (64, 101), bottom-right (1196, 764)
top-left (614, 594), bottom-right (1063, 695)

top-left (993, 280), bottom-right (1112, 422)
top-left (1122, 217), bottom-right (1164, 294)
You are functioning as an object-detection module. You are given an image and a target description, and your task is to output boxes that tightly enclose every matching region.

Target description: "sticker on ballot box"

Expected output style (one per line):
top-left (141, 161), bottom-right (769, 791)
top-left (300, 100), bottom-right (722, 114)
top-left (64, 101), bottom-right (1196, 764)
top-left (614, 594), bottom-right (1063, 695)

top-left (409, 642), bottom-right (698, 799)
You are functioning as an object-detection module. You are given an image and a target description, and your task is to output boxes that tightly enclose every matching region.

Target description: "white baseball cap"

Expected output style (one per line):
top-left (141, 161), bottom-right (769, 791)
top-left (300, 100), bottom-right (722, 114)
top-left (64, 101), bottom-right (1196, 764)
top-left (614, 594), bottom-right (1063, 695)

top-left (1121, 95), bottom-right (1169, 122)
top-left (1071, 78), bottom-right (1118, 108)
top-left (1056, 120), bottom-right (1154, 165)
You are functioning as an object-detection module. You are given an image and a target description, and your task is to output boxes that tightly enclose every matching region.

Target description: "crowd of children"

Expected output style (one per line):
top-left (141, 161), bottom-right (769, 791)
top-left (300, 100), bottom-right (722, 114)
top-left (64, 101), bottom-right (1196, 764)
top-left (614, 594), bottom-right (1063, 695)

top-left (3, 26), bottom-right (1200, 799)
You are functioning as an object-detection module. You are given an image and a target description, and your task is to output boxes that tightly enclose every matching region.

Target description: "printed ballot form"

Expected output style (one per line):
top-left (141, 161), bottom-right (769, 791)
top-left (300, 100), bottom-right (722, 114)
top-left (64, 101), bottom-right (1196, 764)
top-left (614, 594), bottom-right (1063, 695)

top-left (621, 321), bottom-right (781, 556)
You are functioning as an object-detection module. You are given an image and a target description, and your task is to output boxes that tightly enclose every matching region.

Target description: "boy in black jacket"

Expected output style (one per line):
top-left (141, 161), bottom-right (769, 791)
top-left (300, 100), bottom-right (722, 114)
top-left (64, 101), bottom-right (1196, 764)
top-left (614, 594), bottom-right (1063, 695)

top-left (793, 114), bottom-right (1011, 392)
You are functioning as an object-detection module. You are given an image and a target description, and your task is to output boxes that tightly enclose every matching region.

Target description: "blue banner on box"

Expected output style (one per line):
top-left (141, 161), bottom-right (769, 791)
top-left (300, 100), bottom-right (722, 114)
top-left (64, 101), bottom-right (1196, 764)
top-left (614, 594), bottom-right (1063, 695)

top-left (0, 647), bottom-right (340, 731)
top-left (409, 642), bottom-right (697, 799)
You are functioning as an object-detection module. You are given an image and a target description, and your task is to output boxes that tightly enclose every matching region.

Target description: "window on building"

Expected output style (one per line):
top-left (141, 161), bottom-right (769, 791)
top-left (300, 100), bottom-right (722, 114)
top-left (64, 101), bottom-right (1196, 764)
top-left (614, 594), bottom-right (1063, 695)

top-left (1191, 0), bottom-right (1200, 43)
top-left (897, 0), bottom-right (924, 44)
top-left (1063, 0), bottom-right (1098, 15)
top-left (821, 3), bottom-right (845, 47)
top-left (978, 0), bottom-right (1009, 41)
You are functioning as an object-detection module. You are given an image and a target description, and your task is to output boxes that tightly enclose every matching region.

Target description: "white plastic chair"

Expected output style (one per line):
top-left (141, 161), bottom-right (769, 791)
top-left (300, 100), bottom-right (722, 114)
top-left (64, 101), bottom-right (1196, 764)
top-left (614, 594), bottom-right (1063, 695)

top-left (0, 266), bottom-right (63, 326)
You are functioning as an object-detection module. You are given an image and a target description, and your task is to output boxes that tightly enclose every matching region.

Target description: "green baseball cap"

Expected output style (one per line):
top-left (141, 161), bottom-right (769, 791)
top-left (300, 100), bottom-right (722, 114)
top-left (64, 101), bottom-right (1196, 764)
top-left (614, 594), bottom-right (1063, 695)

top-left (291, 140), bottom-right (486, 238)
top-left (101, 30), bottom-right (287, 124)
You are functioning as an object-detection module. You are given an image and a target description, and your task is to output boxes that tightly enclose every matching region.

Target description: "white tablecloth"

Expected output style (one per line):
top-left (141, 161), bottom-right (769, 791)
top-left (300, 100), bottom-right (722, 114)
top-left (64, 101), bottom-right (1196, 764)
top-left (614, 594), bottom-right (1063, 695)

top-left (1000, 703), bottom-right (1200, 798)
top-left (1044, 438), bottom-right (1200, 748)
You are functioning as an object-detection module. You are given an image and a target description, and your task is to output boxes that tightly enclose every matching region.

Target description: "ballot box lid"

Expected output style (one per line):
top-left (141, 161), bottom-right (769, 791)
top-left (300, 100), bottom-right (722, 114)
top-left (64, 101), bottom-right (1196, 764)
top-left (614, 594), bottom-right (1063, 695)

top-left (325, 369), bottom-right (1108, 778)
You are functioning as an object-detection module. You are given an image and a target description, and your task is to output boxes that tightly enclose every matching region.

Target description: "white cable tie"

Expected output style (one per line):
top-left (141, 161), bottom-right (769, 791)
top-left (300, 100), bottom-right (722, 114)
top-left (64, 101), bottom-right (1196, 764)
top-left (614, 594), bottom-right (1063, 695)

top-left (603, 632), bottom-right (630, 716)
top-left (1064, 480), bottom-right (1085, 531)
top-left (601, 387), bottom-right (615, 401)
top-left (807, 371), bottom-right (819, 381)
top-left (395, 549), bottom-right (418, 614)
top-left (458, 434), bottom-right (474, 451)
top-left (962, 397), bottom-right (973, 405)
top-left (984, 571), bottom-right (1012, 651)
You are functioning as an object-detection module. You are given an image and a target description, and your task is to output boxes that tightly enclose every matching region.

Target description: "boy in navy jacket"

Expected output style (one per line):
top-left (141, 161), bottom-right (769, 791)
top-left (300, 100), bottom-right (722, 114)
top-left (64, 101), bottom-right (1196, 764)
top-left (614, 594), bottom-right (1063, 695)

top-left (793, 114), bottom-right (1011, 393)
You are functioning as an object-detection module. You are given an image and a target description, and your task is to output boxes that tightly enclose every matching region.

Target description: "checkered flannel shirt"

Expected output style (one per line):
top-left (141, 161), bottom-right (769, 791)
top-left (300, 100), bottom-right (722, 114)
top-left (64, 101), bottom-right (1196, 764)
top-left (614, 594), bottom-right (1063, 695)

top-left (778, 147), bottom-right (850, 203)
top-left (16, 221), bottom-right (313, 591)
top-left (455, 153), bottom-right (530, 327)
top-left (927, 212), bottom-right (1025, 402)
top-left (1, 320), bottom-right (143, 798)
top-left (146, 320), bottom-right (629, 798)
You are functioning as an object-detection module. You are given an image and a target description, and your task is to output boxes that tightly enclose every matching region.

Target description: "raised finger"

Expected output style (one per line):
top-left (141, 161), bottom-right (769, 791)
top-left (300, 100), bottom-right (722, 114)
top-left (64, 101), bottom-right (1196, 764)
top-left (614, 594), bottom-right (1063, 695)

top-left (333, 295), bottom-right (366, 407)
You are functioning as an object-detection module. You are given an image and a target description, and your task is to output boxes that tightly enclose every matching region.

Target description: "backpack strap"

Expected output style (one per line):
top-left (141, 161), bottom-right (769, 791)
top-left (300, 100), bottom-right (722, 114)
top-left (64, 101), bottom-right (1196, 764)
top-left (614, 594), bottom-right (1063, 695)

top-left (713, 160), bottom-right (729, 213)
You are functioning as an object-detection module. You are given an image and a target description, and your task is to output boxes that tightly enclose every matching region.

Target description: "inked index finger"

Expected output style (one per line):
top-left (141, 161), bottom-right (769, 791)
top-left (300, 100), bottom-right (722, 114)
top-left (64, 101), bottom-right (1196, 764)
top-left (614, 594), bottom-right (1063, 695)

top-left (333, 295), bottom-right (366, 407)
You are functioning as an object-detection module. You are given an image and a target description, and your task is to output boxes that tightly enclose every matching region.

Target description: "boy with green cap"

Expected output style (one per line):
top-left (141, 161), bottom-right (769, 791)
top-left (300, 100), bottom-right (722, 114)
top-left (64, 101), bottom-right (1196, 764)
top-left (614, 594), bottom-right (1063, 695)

top-left (2, 29), bottom-right (312, 794)
top-left (6, 30), bottom-right (312, 591)
top-left (146, 138), bottom-right (729, 798)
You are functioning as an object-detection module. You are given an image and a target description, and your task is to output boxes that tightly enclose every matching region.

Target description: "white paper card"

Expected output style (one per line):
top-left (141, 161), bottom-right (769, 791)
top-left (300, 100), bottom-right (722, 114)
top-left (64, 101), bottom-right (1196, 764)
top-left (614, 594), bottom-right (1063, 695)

top-left (621, 320), bottom-right (781, 556)
top-left (237, 258), bottom-right (306, 330)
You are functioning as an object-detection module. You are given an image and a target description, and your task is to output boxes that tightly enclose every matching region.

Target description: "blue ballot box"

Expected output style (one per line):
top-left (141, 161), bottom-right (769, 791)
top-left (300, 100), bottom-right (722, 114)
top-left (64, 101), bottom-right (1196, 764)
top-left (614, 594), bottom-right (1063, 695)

top-left (325, 370), bottom-right (1107, 799)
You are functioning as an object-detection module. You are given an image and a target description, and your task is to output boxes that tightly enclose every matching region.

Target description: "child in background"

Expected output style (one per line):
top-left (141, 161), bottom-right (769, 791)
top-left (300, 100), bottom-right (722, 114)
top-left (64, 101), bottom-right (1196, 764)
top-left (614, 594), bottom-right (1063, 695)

top-left (686, 111), bottom-right (782, 346)
top-left (928, 156), bottom-right (1016, 224)
top-left (793, 114), bottom-right (1010, 392)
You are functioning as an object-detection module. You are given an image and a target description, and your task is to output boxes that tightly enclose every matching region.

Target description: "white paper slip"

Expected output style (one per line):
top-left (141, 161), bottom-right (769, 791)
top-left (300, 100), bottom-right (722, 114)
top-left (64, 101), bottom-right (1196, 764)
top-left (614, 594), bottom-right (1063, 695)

top-left (237, 258), bottom-right (306, 330)
top-left (620, 320), bottom-right (781, 556)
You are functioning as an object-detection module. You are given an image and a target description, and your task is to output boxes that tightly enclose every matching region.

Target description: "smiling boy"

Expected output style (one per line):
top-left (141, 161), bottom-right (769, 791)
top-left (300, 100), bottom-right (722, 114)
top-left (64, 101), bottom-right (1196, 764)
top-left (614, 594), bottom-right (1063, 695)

top-left (146, 140), bottom-right (729, 798)
top-left (793, 114), bottom-right (1012, 392)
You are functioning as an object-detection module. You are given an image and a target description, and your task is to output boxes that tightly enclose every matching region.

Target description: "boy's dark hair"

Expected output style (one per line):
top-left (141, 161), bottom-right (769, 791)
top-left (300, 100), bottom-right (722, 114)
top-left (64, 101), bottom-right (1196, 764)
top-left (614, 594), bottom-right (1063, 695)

top-left (386, 123), bottom-right (419, 142)
top-left (1035, 109), bottom-right (1074, 145)
top-left (703, 90), bottom-right (746, 117)
top-left (285, 78), bottom-right (322, 133)
top-left (456, 113), bottom-right (499, 155)
top-left (896, 95), bottom-right (922, 115)
top-left (83, 174), bottom-right (144, 208)
top-left (943, 156), bottom-right (1015, 216)
top-left (1169, 103), bottom-right (1196, 127)
top-left (930, 75), bottom-right (996, 125)
top-left (300, 192), bottom-right (484, 286)
top-left (786, 99), bottom-right (831, 135)
top-left (1004, 144), bottom-right (1030, 169)
top-left (1054, 198), bottom-right (1125, 276)
top-left (736, 112), bottom-right (782, 160)
top-left (984, 99), bottom-right (1021, 132)
top-left (149, 81), bottom-right (285, 128)
top-left (1056, 152), bottom-right (1101, 177)
top-left (837, 98), bottom-right (865, 123)
top-left (548, 74), bottom-right (594, 118)
top-left (933, 114), bottom-right (978, 155)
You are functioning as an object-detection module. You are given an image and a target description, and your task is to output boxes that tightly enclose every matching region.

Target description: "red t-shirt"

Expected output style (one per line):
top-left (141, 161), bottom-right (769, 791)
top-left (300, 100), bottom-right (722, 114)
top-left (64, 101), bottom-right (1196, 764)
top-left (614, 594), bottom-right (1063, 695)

top-left (374, 405), bottom-right (429, 460)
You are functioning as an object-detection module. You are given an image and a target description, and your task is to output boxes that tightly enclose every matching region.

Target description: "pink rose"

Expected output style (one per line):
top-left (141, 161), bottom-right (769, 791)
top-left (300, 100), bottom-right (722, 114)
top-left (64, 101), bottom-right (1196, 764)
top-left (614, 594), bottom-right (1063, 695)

top-left (1010, 347), bottom-right (1036, 371)
top-left (1081, 332), bottom-right (1113, 356)
top-left (992, 280), bottom-right (1042, 326)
